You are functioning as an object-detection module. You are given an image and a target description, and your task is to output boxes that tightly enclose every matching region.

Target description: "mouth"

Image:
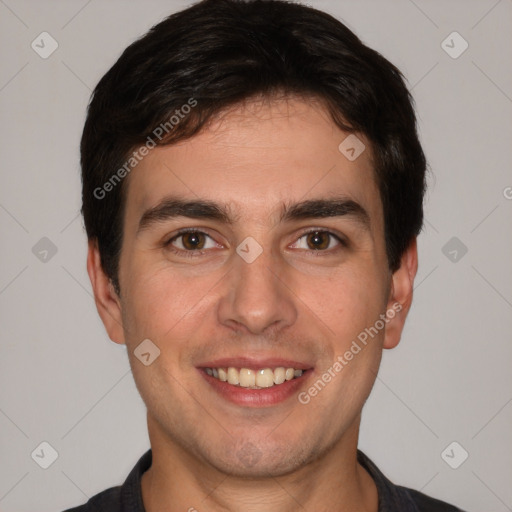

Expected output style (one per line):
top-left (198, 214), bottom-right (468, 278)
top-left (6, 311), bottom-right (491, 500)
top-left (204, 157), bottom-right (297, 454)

top-left (203, 366), bottom-right (304, 389)
top-left (198, 358), bottom-right (313, 407)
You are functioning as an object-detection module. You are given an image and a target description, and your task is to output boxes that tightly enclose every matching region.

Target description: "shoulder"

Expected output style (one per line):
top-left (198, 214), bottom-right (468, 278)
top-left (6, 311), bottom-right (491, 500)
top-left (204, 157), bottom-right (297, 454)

top-left (61, 485), bottom-right (122, 512)
top-left (402, 486), bottom-right (464, 511)
top-left (61, 449), bottom-right (152, 512)
top-left (356, 449), bottom-right (464, 512)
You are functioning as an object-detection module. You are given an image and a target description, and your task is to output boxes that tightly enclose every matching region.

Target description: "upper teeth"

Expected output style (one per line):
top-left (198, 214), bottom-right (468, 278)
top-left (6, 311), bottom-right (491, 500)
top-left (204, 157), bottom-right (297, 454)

top-left (205, 367), bottom-right (304, 388)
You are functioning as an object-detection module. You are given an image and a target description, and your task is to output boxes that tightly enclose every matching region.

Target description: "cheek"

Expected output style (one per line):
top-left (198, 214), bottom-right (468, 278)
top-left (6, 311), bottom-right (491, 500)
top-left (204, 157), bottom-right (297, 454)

top-left (120, 260), bottom-right (218, 350)
top-left (302, 268), bottom-right (386, 414)
top-left (299, 264), bottom-right (387, 340)
top-left (121, 265), bottom-right (211, 406)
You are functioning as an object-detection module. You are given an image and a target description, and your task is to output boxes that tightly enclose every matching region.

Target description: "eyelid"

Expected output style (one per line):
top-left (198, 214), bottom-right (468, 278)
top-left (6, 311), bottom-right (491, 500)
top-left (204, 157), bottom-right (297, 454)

top-left (162, 228), bottom-right (220, 259)
top-left (164, 227), bottom-right (348, 257)
top-left (290, 228), bottom-right (347, 250)
top-left (165, 227), bottom-right (221, 248)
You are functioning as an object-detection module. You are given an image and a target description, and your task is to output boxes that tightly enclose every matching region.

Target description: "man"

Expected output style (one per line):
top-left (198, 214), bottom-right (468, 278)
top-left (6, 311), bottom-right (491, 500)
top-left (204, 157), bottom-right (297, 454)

top-left (67, 0), bottom-right (463, 510)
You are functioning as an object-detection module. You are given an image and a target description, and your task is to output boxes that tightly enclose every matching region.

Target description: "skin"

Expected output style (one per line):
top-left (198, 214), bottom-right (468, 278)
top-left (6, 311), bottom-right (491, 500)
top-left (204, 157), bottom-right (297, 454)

top-left (87, 96), bottom-right (417, 512)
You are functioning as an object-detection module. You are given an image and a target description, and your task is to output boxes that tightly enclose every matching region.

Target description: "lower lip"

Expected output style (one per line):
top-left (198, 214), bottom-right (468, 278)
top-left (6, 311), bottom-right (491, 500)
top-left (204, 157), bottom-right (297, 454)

top-left (199, 369), bottom-right (311, 407)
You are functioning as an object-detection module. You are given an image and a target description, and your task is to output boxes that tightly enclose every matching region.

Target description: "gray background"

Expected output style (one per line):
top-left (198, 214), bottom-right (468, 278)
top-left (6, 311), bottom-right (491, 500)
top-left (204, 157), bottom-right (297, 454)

top-left (0, 1), bottom-right (511, 511)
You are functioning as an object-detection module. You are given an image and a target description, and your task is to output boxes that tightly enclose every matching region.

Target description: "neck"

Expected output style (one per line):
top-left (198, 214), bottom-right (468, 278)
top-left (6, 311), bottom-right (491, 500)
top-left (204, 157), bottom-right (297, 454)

top-left (141, 414), bottom-right (378, 512)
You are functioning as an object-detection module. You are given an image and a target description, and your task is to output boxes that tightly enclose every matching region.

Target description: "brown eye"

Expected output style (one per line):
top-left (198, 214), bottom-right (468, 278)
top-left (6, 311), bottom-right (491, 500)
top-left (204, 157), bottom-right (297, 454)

top-left (167, 230), bottom-right (217, 252)
top-left (306, 231), bottom-right (330, 250)
top-left (290, 230), bottom-right (344, 253)
top-left (181, 232), bottom-right (206, 250)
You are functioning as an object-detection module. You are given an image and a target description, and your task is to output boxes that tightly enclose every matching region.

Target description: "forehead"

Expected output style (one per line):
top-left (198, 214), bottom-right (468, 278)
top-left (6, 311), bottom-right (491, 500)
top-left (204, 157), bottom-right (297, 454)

top-left (123, 97), bottom-right (381, 229)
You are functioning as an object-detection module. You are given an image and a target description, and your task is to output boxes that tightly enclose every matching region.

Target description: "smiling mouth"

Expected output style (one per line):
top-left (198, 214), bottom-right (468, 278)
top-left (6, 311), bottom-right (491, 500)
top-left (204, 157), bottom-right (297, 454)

top-left (203, 367), bottom-right (305, 389)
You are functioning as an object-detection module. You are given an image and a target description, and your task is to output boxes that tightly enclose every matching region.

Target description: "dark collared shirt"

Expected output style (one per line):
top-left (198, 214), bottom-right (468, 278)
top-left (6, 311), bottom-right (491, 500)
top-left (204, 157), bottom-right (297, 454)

top-left (63, 449), bottom-right (464, 511)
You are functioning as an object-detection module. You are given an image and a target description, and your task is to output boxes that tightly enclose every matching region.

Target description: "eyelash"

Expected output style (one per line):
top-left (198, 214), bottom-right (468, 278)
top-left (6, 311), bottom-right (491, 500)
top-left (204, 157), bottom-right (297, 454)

top-left (164, 228), bottom-right (216, 259)
top-left (164, 228), bottom-right (347, 259)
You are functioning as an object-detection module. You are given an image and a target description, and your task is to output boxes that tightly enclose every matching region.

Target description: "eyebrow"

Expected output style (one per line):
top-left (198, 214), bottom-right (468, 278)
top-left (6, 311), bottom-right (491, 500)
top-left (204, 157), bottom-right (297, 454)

top-left (137, 195), bottom-right (370, 234)
top-left (280, 197), bottom-right (370, 229)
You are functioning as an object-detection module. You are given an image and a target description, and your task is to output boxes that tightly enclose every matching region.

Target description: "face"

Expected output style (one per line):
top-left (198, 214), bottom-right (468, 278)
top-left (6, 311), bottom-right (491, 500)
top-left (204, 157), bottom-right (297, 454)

top-left (90, 97), bottom-right (414, 477)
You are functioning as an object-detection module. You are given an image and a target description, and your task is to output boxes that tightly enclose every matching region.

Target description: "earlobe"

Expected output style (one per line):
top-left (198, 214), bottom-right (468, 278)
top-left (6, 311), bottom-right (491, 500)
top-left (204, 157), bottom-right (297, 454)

top-left (86, 239), bottom-right (126, 345)
top-left (383, 239), bottom-right (418, 350)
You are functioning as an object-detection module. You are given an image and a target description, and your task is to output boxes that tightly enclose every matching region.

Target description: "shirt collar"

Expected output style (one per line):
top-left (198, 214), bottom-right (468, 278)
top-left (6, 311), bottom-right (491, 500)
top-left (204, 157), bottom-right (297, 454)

top-left (119, 448), bottom-right (420, 512)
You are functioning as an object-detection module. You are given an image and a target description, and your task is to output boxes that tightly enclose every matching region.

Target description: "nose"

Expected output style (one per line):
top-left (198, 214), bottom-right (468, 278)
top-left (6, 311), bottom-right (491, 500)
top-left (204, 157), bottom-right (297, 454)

top-left (217, 241), bottom-right (298, 336)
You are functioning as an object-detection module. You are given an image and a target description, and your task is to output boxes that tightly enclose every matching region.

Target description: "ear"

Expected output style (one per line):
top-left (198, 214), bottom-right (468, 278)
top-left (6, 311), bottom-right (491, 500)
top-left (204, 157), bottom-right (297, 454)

top-left (383, 238), bottom-right (418, 350)
top-left (86, 239), bottom-right (126, 345)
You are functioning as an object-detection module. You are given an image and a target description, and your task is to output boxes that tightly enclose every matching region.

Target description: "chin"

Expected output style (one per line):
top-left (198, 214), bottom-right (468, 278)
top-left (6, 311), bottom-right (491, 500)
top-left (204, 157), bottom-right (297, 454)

top-left (199, 436), bottom-right (316, 478)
